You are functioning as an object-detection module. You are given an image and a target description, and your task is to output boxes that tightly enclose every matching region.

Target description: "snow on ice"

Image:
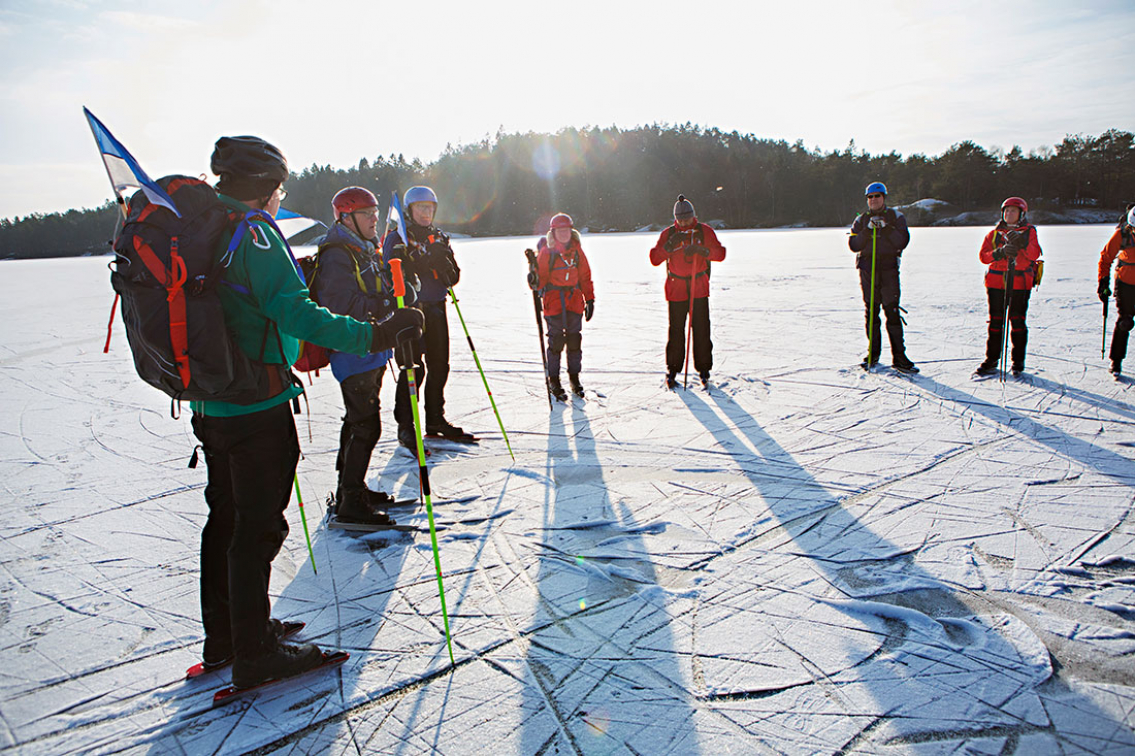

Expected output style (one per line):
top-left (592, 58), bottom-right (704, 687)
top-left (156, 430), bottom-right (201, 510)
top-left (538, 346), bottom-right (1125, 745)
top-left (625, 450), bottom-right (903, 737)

top-left (1, 226), bottom-right (1133, 754)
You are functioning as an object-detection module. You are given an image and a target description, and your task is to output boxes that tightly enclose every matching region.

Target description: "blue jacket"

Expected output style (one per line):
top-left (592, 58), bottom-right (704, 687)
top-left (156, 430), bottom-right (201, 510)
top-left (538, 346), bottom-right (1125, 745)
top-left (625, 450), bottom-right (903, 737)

top-left (848, 207), bottom-right (910, 271)
top-left (311, 223), bottom-right (396, 381)
top-left (382, 222), bottom-right (459, 304)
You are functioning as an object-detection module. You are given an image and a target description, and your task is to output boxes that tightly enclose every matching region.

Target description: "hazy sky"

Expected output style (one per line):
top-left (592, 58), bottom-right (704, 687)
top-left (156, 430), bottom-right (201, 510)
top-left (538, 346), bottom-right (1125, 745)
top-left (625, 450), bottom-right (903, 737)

top-left (1, 0), bottom-right (1132, 219)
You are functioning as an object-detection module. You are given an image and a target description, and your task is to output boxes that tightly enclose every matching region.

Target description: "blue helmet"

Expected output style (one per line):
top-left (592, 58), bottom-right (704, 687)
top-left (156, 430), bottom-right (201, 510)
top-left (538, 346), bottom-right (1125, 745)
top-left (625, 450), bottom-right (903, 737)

top-left (865, 182), bottom-right (887, 197)
top-left (404, 185), bottom-right (438, 207)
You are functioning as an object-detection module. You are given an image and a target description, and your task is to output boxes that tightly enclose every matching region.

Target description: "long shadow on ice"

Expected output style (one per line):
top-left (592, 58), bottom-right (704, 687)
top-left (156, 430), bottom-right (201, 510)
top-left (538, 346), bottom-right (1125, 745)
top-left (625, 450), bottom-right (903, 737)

top-left (675, 387), bottom-right (1134, 753)
top-left (520, 403), bottom-right (703, 754)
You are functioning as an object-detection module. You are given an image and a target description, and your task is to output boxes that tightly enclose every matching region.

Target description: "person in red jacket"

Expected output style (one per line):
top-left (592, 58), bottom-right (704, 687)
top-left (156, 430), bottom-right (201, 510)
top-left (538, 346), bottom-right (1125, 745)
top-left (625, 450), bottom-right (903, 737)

top-left (1098, 205), bottom-right (1135, 376)
top-left (649, 195), bottom-right (727, 388)
top-left (975, 197), bottom-right (1043, 376)
top-left (529, 213), bottom-right (595, 400)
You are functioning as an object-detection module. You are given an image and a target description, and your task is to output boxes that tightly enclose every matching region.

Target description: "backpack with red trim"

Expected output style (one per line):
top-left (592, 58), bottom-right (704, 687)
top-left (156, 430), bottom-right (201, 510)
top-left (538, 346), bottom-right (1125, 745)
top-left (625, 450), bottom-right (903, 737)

top-left (292, 253), bottom-right (329, 375)
top-left (110, 175), bottom-right (267, 404)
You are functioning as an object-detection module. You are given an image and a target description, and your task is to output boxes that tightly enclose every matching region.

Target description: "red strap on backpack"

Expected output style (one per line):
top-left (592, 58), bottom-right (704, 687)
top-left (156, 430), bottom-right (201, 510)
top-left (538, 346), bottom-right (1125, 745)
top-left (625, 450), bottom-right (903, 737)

top-left (133, 234), bottom-right (191, 388)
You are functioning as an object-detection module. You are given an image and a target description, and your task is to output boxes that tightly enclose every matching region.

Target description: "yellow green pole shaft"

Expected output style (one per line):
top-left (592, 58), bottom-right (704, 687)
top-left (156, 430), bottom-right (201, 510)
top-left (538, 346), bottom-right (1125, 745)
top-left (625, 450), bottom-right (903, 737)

top-left (390, 259), bottom-right (455, 666)
top-left (448, 287), bottom-right (514, 461)
top-left (293, 475), bottom-right (316, 574)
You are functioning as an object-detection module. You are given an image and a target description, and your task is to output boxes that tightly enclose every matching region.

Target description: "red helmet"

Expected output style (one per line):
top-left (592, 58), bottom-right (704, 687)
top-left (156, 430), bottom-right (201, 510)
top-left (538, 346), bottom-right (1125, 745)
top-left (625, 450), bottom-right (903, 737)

top-left (549, 212), bottom-right (573, 230)
top-left (1001, 197), bottom-right (1028, 214)
top-left (332, 186), bottom-right (378, 218)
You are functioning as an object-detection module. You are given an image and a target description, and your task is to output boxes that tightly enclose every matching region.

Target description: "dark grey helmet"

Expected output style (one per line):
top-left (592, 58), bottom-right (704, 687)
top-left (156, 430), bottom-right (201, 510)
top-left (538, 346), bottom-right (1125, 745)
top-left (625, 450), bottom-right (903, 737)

top-left (210, 136), bottom-right (288, 183)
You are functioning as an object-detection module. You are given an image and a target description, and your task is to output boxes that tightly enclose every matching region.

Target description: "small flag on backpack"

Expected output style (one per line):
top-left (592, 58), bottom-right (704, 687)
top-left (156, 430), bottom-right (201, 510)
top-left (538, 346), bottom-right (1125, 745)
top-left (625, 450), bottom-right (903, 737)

top-left (83, 106), bottom-right (180, 218)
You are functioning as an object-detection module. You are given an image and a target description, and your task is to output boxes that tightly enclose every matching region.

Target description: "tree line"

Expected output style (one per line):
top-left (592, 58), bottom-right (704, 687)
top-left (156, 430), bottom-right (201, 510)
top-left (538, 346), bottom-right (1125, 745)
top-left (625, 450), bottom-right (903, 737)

top-left (3, 125), bottom-right (1132, 259)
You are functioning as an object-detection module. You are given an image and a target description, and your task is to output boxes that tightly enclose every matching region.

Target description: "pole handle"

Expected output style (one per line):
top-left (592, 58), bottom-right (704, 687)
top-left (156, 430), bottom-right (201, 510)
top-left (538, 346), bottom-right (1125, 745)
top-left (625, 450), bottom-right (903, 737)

top-left (390, 257), bottom-right (406, 298)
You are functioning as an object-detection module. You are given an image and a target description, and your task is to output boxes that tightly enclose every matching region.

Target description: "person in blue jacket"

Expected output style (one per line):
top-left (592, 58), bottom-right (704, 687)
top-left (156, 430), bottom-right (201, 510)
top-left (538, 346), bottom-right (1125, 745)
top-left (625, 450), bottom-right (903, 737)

top-left (848, 182), bottom-right (918, 373)
top-left (310, 187), bottom-right (412, 525)
top-left (383, 186), bottom-right (469, 446)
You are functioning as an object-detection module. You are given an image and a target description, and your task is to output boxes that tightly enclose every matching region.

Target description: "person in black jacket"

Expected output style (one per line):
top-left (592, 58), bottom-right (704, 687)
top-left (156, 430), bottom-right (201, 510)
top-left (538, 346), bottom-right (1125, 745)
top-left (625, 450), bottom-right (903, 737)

top-left (848, 182), bottom-right (918, 373)
top-left (383, 186), bottom-right (470, 444)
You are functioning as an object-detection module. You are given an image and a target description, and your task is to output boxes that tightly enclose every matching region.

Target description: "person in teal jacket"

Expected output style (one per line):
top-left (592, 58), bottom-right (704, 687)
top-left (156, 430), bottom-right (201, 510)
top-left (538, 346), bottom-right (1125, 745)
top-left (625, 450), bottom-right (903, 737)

top-left (190, 136), bottom-right (423, 690)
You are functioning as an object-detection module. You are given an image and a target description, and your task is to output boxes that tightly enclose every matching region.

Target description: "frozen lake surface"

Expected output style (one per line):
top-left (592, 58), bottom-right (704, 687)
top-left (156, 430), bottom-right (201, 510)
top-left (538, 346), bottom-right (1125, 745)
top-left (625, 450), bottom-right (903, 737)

top-left (1, 225), bottom-right (1133, 754)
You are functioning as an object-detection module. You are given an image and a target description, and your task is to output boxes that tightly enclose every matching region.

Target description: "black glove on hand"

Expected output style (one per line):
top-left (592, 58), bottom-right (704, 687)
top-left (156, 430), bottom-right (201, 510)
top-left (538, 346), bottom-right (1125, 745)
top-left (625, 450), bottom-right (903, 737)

top-left (992, 245), bottom-right (1010, 262)
top-left (689, 245), bottom-right (709, 257)
top-left (437, 252), bottom-right (460, 288)
top-left (1099, 277), bottom-right (1112, 303)
top-left (370, 307), bottom-right (424, 353)
top-left (663, 232), bottom-right (682, 252)
top-left (584, 300), bottom-right (595, 322)
top-left (527, 269), bottom-right (539, 291)
top-left (1007, 229), bottom-right (1028, 250)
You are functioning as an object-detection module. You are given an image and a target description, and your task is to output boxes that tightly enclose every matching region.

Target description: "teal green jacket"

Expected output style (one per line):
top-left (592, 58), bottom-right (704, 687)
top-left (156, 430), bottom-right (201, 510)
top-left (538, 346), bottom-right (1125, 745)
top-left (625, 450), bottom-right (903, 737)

top-left (191, 195), bottom-right (374, 417)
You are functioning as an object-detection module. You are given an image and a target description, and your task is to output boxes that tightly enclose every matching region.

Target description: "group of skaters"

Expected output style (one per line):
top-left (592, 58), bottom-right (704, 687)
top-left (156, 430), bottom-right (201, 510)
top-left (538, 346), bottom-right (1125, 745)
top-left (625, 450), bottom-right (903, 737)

top-left (179, 134), bottom-right (1135, 693)
top-left (849, 182), bottom-right (1135, 379)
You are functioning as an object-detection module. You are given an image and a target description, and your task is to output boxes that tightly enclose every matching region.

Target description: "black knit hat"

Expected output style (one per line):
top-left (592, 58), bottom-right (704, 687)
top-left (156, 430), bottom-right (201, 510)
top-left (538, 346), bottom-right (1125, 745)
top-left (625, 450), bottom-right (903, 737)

top-left (673, 194), bottom-right (695, 221)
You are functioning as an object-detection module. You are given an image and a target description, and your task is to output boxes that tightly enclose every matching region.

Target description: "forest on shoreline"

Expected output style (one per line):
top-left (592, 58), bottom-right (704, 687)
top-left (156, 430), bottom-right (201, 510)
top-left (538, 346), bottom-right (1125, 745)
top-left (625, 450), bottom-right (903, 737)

top-left (2, 124), bottom-right (1132, 259)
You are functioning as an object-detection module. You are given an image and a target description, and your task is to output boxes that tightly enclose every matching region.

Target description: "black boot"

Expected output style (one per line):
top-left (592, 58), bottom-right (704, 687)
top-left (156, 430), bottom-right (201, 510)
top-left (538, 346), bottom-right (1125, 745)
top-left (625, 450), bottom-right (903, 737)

top-left (699, 370), bottom-right (710, 388)
top-left (974, 360), bottom-right (998, 377)
top-left (425, 418), bottom-right (470, 439)
top-left (397, 425), bottom-right (416, 451)
top-left (336, 488), bottom-right (396, 526)
top-left (1112, 360), bottom-right (1123, 376)
top-left (548, 375), bottom-right (567, 402)
top-left (568, 373), bottom-right (585, 397)
top-left (231, 638), bottom-right (324, 689)
top-left (892, 355), bottom-right (919, 374)
top-left (665, 372), bottom-right (678, 389)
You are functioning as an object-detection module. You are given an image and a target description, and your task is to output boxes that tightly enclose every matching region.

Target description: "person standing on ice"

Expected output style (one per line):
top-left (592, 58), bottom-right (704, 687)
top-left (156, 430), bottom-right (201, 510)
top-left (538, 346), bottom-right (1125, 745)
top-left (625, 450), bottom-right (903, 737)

top-left (383, 186), bottom-right (469, 445)
top-left (309, 187), bottom-right (410, 526)
top-left (1097, 205), bottom-right (1135, 376)
top-left (191, 138), bottom-right (423, 688)
top-left (974, 197), bottom-right (1042, 377)
top-left (649, 195), bottom-right (727, 388)
top-left (848, 182), bottom-right (917, 373)
top-left (529, 213), bottom-right (595, 400)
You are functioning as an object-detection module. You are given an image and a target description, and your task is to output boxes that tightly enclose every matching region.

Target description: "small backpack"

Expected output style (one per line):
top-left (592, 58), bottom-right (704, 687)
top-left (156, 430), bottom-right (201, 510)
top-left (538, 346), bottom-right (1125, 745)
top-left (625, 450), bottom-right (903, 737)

top-left (292, 253), bottom-right (330, 374)
top-left (109, 176), bottom-right (273, 408)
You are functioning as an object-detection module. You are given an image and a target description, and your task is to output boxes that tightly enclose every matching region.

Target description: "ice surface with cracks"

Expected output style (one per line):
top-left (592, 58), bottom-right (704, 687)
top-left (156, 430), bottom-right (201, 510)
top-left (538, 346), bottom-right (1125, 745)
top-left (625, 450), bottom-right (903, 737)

top-left (0, 226), bottom-right (1132, 754)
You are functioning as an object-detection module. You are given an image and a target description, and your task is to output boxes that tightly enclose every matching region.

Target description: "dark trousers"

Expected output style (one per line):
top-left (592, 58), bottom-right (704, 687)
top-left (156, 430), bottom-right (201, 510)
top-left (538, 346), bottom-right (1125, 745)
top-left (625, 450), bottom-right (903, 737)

top-left (192, 401), bottom-right (299, 661)
top-left (985, 286), bottom-right (1031, 368)
top-left (666, 298), bottom-right (712, 375)
top-left (859, 266), bottom-right (905, 361)
top-left (1110, 279), bottom-right (1135, 363)
top-left (395, 301), bottom-right (450, 428)
top-left (337, 366), bottom-right (385, 494)
top-left (545, 310), bottom-right (583, 376)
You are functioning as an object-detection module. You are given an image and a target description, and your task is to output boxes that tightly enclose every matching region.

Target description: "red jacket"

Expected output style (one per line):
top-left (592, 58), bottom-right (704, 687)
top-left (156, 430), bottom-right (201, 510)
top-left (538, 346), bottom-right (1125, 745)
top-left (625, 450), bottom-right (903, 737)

top-left (1099, 226), bottom-right (1135, 286)
top-left (535, 229), bottom-right (594, 316)
top-left (649, 221), bottom-right (726, 301)
top-left (979, 224), bottom-right (1041, 290)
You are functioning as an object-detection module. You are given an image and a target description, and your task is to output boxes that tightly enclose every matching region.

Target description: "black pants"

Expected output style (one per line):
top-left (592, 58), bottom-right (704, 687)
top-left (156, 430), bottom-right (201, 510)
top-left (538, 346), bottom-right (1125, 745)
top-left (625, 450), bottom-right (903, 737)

top-left (337, 366), bottom-right (385, 494)
top-left (1110, 279), bottom-right (1135, 364)
top-left (192, 401), bottom-right (299, 661)
top-left (545, 310), bottom-right (583, 376)
top-left (666, 298), bottom-right (712, 375)
top-left (859, 266), bottom-right (905, 361)
top-left (395, 301), bottom-right (450, 428)
top-left (985, 286), bottom-right (1031, 368)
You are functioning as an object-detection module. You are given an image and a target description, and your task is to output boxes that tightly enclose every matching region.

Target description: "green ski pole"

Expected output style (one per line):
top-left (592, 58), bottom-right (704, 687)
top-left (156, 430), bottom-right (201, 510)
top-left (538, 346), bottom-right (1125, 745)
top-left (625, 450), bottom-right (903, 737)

top-left (448, 287), bottom-right (514, 461)
top-left (390, 258), bottom-right (455, 667)
top-left (293, 475), bottom-right (316, 574)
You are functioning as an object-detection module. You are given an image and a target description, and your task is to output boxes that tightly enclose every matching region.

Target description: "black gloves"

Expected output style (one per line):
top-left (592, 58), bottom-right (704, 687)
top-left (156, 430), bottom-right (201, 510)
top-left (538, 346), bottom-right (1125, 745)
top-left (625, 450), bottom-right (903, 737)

top-left (688, 245), bottom-right (709, 257)
top-left (370, 307), bottom-right (424, 353)
top-left (992, 245), bottom-right (1011, 262)
top-left (1007, 229), bottom-right (1029, 250)
top-left (1099, 278), bottom-right (1112, 303)
top-left (663, 231), bottom-right (682, 252)
top-left (527, 269), bottom-right (539, 290)
top-left (584, 300), bottom-right (595, 321)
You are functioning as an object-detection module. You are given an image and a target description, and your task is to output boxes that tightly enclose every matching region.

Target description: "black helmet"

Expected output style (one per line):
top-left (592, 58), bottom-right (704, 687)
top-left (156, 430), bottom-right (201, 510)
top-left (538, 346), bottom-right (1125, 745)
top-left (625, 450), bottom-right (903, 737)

top-left (210, 136), bottom-right (288, 183)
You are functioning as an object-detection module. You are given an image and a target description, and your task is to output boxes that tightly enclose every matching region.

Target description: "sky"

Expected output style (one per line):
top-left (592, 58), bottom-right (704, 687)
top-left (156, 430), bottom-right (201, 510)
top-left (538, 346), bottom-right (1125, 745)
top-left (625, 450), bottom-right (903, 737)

top-left (1, 0), bottom-right (1133, 220)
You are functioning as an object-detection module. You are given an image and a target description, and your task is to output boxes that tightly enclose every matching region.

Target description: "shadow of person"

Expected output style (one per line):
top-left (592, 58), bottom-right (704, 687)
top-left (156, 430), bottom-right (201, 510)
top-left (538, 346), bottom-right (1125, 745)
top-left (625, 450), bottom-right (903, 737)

top-left (519, 402), bottom-right (705, 754)
top-left (671, 386), bottom-right (1134, 752)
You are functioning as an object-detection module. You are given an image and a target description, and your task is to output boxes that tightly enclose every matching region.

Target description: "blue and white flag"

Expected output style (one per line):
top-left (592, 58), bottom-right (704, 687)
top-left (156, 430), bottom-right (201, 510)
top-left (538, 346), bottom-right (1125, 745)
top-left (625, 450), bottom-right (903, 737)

top-left (83, 107), bottom-right (180, 218)
top-left (273, 208), bottom-right (327, 244)
top-left (386, 192), bottom-right (408, 247)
